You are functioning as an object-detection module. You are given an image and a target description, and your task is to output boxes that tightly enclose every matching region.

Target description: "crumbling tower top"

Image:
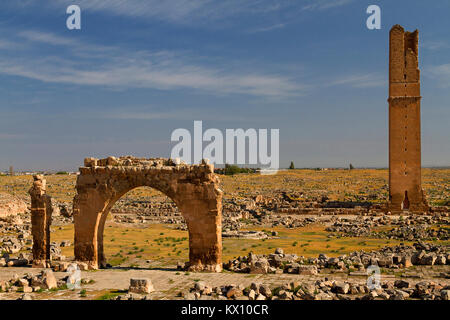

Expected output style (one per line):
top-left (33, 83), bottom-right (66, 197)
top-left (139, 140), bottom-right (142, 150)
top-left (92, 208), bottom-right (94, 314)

top-left (389, 25), bottom-right (420, 99)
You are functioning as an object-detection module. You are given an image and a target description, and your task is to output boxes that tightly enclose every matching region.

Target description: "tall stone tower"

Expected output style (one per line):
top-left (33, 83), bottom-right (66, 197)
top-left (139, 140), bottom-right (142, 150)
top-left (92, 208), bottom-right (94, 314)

top-left (388, 25), bottom-right (428, 213)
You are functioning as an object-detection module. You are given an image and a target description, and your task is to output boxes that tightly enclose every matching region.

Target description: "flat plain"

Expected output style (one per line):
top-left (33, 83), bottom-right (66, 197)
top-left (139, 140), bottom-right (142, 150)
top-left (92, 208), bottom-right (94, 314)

top-left (0, 168), bottom-right (448, 300)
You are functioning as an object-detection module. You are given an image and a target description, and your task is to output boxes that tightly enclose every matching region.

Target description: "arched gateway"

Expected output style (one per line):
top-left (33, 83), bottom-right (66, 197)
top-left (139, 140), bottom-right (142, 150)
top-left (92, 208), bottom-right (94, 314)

top-left (73, 156), bottom-right (223, 272)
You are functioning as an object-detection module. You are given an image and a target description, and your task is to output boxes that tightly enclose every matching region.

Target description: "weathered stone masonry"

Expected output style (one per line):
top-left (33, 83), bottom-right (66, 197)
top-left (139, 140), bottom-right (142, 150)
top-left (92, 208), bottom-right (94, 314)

top-left (388, 25), bottom-right (428, 213)
top-left (29, 175), bottom-right (53, 268)
top-left (73, 156), bottom-right (223, 271)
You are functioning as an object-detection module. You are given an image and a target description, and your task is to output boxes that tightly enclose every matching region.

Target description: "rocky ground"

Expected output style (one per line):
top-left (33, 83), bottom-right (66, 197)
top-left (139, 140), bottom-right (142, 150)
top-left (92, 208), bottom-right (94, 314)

top-left (175, 277), bottom-right (450, 301)
top-left (0, 214), bottom-right (448, 301)
top-left (0, 264), bottom-right (448, 300)
top-left (224, 244), bottom-right (450, 274)
top-left (0, 170), bottom-right (448, 300)
top-left (0, 193), bottom-right (27, 219)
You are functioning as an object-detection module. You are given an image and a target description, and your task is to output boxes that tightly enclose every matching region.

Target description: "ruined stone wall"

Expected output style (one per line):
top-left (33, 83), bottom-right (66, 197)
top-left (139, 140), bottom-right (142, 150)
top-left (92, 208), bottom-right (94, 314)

top-left (388, 25), bottom-right (428, 213)
top-left (73, 156), bottom-right (223, 271)
top-left (29, 175), bottom-right (53, 267)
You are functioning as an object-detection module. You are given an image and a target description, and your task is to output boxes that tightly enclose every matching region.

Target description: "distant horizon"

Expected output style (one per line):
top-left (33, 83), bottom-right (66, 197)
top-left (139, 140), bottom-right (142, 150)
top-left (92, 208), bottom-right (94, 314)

top-left (2, 164), bottom-right (450, 174)
top-left (1, 1), bottom-right (449, 170)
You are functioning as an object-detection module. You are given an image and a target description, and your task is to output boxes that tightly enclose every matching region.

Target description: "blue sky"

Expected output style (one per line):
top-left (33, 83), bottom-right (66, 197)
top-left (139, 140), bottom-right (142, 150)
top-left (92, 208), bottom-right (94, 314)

top-left (0, 0), bottom-right (449, 171)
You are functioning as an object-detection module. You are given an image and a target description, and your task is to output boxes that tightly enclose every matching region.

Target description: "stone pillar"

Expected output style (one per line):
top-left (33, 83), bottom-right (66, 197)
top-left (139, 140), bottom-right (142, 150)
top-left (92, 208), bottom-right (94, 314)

top-left (388, 25), bottom-right (428, 214)
top-left (176, 183), bottom-right (223, 272)
top-left (29, 175), bottom-right (53, 267)
top-left (73, 189), bottom-right (107, 270)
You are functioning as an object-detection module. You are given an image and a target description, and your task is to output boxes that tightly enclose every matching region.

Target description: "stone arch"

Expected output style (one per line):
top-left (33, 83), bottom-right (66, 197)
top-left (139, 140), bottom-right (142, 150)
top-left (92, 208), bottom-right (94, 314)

top-left (73, 156), bottom-right (222, 272)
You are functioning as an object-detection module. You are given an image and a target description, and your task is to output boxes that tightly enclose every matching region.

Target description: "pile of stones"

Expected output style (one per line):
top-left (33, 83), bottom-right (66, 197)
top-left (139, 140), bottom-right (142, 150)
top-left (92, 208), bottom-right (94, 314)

top-left (268, 216), bottom-right (320, 228)
top-left (224, 243), bottom-right (450, 274)
top-left (179, 279), bottom-right (450, 300)
top-left (0, 253), bottom-right (30, 267)
top-left (325, 217), bottom-right (374, 237)
top-left (375, 223), bottom-right (449, 241)
top-left (222, 215), bottom-right (244, 232)
top-left (0, 214), bottom-right (31, 254)
top-left (0, 236), bottom-right (30, 254)
top-left (0, 240), bottom-right (71, 269)
top-left (326, 215), bottom-right (449, 241)
top-left (112, 293), bottom-right (153, 300)
top-left (112, 199), bottom-right (179, 220)
top-left (0, 269), bottom-right (59, 293)
top-left (0, 193), bottom-right (28, 218)
top-left (0, 207), bottom-right (73, 264)
top-left (224, 248), bottom-right (318, 274)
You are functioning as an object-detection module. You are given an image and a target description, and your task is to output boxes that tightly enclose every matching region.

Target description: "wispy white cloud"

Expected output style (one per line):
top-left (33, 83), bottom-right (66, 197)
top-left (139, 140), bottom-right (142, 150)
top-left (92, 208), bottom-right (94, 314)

top-left (98, 108), bottom-right (268, 122)
top-left (104, 111), bottom-right (182, 121)
top-left (247, 23), bottom-right (286, 33)
top-left (53, 0), bottom-right (208, 22)
top-left (302, 0), bottom-right (354, 11)
top-left (0, 39), bottom-right (26, 50)
top-left (0, 30), bottom-right (307, 97)
top-left (0, 40), bottom-right (15, 48)
top-left (18, 30), bottom-right (76, 46)
top-left (426, 63), bottom-right (450, 87)
top-left (421, 40), bottom-right (449, 51)
top-left (9, 1), bottom-right (354, 25)
top-left (329, 73), bottom-right (386, 88)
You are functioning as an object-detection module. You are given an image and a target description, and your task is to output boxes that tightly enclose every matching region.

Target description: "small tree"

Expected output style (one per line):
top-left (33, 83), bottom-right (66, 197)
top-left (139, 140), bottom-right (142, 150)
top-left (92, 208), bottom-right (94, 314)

top-left (224, 164), bottom-right (241, 175)
top-left (289, 161), bottom-right (295, 170)
top-left (349, 163), bottom-right (354, 170)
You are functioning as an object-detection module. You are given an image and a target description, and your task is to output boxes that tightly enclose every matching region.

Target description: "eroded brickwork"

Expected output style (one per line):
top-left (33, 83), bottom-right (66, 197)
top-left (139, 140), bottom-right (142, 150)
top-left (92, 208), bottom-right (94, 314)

top-left (388, 25), bottom-right (428, 213)
top-left (73, 156), bottom-right (223, 271)
top-left (29, 175), bottom-right (53, 267)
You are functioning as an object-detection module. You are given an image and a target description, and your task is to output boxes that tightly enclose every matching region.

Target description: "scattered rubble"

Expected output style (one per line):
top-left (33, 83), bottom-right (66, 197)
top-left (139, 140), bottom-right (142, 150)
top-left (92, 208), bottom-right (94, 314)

top-left (0, 193), bottom-right (27, 218)
top-left (0, 269), bottom-right (61, 293)
top-left (176, 278), bottom-right (450, 300)
top-left (225, 243), bottom-right (449, 274)
top-left (326, 215), bottom-right (449, 241)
